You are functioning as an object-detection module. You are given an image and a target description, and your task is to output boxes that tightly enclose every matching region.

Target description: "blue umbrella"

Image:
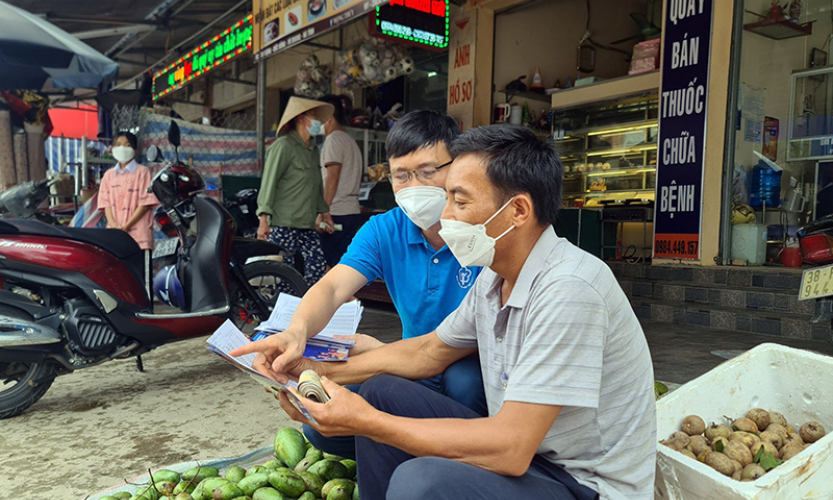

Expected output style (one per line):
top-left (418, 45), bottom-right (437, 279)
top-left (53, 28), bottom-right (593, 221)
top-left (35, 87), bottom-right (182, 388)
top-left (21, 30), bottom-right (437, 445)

top-left (0, 0), bottom-right (119, 90)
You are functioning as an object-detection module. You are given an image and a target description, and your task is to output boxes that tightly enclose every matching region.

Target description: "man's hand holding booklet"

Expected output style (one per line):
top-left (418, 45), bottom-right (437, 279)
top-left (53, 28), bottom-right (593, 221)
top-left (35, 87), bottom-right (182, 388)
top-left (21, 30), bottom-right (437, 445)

top-left (206, 320), bottom-right (329, 424)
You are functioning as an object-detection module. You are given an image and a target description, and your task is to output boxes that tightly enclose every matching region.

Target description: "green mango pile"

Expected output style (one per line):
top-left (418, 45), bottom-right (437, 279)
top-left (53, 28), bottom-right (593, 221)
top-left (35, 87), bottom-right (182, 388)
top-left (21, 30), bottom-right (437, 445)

top-left (93, 427), bottom-right (359, 500)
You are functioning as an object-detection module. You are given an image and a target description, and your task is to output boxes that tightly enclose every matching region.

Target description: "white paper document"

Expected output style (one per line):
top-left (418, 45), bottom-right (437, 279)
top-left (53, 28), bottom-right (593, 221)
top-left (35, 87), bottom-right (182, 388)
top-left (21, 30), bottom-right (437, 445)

top-left (206, 320), bottom-right (318, 423)
top-left (256, 293), bottom-right (361, 347)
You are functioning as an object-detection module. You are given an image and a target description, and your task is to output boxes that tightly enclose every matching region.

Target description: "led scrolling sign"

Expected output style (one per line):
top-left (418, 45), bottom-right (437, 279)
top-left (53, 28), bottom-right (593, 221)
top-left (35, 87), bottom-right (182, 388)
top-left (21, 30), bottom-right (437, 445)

top-left (374, 0), bottom-right (449, 50)
top-left (153, 15), bottom-right (254, 100)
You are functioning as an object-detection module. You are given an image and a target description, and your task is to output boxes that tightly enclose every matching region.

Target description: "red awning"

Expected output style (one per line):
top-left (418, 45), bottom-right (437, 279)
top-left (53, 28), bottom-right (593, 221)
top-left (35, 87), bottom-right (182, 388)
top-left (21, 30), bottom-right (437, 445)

top-left (48, 105), bottom-right (98, 139)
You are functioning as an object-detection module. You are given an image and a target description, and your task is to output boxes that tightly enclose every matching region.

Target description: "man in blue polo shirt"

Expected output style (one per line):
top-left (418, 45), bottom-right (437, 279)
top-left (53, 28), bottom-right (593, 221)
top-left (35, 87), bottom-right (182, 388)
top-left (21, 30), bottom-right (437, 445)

top-left (240, 110), bottom-right (484, 458)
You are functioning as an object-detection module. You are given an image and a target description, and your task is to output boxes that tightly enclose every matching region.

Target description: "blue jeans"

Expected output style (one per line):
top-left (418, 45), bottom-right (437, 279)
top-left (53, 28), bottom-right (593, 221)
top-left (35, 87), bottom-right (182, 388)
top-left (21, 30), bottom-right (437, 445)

top-left (303, 355), bottom-right (487, 460)
top-left (356, 375), bottom-right (599, 500)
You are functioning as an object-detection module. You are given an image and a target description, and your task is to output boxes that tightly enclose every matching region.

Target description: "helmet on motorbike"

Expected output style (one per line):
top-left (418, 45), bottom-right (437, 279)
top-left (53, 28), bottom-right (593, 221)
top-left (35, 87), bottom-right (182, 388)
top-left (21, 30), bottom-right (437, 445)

top-left (153, 265), bottom-right (186, 310)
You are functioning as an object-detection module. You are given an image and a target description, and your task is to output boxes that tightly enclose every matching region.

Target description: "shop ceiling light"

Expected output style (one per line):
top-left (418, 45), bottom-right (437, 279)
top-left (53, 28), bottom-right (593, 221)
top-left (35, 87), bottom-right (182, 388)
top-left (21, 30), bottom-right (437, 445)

top-left (630, 143), bottom-right (658, 152)
top-left (586, 167), bottom-right (655, 177)
top-left (427, 71), bottom-right (437, 77)
top-left (586, 120), bottom-right (658, 136)
top-left (587, 148), bottom-right (632, 157)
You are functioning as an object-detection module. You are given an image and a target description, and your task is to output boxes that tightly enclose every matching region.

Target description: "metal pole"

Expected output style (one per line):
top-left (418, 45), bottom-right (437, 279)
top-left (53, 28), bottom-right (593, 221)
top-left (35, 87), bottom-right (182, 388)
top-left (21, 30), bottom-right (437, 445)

top-left (718, 0), bottom-right (745, 265)
top-left (81, 136), bottom-right (88, 192)
top-left (257, 59), bottom-right (267, 170)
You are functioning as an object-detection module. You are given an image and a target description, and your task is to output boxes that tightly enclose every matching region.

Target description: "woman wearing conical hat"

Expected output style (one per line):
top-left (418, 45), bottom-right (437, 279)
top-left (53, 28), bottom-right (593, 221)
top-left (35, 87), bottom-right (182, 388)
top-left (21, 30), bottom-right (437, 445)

top-left (256, 96), bottom-right (335, 285)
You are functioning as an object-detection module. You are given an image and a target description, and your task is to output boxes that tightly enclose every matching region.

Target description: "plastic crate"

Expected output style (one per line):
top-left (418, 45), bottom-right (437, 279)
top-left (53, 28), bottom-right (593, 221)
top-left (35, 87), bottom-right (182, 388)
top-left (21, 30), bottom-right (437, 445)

top-left (655, 343), bottom-right (833, 500)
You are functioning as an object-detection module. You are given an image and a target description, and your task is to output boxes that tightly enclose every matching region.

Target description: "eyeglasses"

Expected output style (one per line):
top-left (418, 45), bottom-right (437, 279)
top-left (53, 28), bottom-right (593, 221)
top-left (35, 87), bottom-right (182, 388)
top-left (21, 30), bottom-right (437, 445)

top-left (386, 160), bottom-right (453, 186)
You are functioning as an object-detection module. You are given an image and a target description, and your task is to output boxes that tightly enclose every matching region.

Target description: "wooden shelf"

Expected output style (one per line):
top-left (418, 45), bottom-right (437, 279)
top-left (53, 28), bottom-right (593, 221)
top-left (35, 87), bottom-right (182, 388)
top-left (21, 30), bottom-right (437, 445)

top-left (500, 90), bottom-right (551, 104)
top-left (744, 12), bottom-right (813, 40)
top-left (551, 71), bottom-right (660, 111)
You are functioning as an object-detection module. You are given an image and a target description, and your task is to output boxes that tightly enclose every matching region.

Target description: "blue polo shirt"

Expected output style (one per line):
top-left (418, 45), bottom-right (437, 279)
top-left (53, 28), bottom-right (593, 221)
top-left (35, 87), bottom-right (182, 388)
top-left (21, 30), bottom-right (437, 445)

top-left (340, 208), bottom-right (481, 339)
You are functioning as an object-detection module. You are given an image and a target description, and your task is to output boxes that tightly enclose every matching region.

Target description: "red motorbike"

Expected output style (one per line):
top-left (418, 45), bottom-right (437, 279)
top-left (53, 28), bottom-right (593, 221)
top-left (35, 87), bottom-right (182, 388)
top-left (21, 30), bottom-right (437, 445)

top-left (0, 122), bottom-right (306, 418)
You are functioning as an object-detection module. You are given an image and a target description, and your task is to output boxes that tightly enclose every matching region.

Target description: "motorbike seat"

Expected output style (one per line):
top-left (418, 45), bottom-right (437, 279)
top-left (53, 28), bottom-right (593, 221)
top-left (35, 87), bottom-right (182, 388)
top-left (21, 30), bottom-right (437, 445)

top-left (0, 219), bottom-right (147, 289)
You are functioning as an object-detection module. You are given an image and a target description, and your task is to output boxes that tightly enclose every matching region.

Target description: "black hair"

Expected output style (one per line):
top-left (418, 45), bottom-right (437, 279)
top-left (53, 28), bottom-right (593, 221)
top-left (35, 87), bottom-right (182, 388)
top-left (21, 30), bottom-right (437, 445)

top-left (385, 110), bottom-right (460, 160)
top-left (318, 95), bottom-right (350, 126)
top-left (450, 124), bottom-right (562, 226)
top-left (115, 131), bottom-right (138, 150)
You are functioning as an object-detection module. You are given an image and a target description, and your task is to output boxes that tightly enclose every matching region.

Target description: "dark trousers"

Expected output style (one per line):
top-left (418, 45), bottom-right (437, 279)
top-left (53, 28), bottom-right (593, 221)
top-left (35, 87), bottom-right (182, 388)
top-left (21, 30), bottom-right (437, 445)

top-left (268, 226), bottom-right (327, 285)
top-left (355, 374), bottom-right (599, 500)
top-left (303, 355), bottom-right (487, 460)
top-left (319, 213), bottom-right (364, 267)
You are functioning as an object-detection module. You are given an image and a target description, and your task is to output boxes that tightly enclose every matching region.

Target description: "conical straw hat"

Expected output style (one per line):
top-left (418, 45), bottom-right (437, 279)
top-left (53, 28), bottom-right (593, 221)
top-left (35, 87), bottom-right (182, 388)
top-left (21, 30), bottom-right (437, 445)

top-left (277, 96), bottom-right (334, 136)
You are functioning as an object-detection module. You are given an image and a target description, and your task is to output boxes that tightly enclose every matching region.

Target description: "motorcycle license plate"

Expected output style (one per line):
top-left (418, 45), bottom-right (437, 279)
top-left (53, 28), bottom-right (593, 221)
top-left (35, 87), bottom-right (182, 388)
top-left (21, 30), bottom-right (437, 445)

top-left (799, 263), bottom-right (833, 301)
top-left (152, 237), bottom-right (180, 259)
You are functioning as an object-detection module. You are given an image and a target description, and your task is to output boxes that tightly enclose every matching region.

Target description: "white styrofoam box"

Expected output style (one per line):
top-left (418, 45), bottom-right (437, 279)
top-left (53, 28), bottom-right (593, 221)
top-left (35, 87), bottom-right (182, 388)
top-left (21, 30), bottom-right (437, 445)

top-left (655, 343), bottom-right (833, 500)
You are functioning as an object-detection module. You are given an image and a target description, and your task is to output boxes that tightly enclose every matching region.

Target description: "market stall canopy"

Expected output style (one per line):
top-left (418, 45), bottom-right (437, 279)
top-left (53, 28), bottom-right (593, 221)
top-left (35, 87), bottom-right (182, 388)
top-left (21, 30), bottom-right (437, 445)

top-left (0, 0), bottom-right (119, 90)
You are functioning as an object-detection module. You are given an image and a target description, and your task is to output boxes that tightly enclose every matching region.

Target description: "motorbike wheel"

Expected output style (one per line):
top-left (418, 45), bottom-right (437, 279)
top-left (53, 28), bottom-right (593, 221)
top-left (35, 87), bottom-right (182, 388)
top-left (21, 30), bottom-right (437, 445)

top-left (0, 307), bottom-right (59, 419)
top-left (230, 260), bottom-right (309, 334)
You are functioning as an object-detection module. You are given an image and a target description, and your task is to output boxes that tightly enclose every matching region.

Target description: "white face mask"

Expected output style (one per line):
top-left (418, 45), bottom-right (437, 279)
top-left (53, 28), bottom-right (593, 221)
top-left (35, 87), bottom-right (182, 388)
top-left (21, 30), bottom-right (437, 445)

top-left (395, 186), bottom-right (448, 230)
top-left (112, 146), bottom-right (136, 164)
top-left (439, 197), bottom-right (515, 268)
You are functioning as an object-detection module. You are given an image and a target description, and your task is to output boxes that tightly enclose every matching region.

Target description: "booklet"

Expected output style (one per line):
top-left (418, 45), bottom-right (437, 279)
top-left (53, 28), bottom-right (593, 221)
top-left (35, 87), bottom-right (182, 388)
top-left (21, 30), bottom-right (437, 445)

top-left (206, 320), bottom-right (318, 424)
top-left (254, 293), bottom-right (362, 361)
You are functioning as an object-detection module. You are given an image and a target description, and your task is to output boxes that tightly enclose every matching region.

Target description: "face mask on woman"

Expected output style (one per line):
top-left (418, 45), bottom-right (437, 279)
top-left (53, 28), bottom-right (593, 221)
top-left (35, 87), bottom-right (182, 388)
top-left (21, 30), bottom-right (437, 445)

top-left (112, 146), bottom-right (136, 164)
top-left (305, 118), bottom-right (324, 137)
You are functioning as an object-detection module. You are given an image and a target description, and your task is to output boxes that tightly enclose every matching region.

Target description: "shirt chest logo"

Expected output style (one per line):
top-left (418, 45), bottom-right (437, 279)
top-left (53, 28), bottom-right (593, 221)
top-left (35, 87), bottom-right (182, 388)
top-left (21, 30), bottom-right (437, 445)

top-left (457, 267), bottom-right (474, 289)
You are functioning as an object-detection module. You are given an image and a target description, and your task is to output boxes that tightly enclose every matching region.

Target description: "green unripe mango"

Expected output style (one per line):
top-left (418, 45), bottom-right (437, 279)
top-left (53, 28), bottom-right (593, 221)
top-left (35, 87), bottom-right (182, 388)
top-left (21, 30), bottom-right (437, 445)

top-left (229, 497), bottom-right (252, 500)
top-left (252, 487), bottom-right (287, 500)
top-left (212, 483), bottom-right (244, 500)
top-left (151, 470), bottom-right (182, 485)
top-left (294, 447), bottom-right (323, 473)
top-left (293, 458), bottom-right (314, 474)
top-left (339, 460), bottom-right (356, 479)
top-left (200, 478), bottom-right (229, 500)
top-left (322, 479), bottom-right (354, 499)
top-left (183, 467), bottom-right (220, 484)
top-left (224, 466), bottom-right (247, 483)
top-left (155, 482), bottom-right (178, 496)
top-left (267, 468), bottom-right (306, 498)
top-left (352, 484), bottom-right (359, 500)
top-left (262, 460), bottom-right (284, 469)
top-left (298, 471), bottom-right (324, 498)
top-left (99, 496), bottom-right (117, 500)
top-left (192, 480), bottom-right (205, 500)
top-left (133, 485), bottom-right (160, 500)
top-left (237, 473), bottom-right (271, 496)
top-left (114, 494), bottom-right (134, 500)
top-left (305, 447), bottom-right (324, 461)
top-left (322, 453), bottom-right (347, 461)
top-left (173, 481), bottom-right (197, 496)
top-left (327, 485), bottom-right (353, 500)
top-left (246, 466), bottom-right (271, 476)
top-left (274, 428), bottom-right (307, 469)
top-left (297, 493), bottom-right (316, 500)
top-left (174, 494), bottom-right (194, 500)
top-left (307, 460), bottom-right (349, 482)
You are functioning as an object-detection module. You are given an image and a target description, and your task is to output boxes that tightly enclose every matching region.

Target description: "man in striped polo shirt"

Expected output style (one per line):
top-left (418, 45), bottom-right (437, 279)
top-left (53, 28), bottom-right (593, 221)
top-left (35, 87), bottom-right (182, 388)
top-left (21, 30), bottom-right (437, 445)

top-left (261, 124), bottom-right (657, 500)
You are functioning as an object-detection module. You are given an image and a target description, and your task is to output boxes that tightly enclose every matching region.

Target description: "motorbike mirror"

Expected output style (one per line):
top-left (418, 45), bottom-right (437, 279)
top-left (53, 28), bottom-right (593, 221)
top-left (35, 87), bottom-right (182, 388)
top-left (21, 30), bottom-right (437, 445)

top-left (168, 121), bottom-right (181, 149)
top-left (146, 145), bottom-right (161, 163)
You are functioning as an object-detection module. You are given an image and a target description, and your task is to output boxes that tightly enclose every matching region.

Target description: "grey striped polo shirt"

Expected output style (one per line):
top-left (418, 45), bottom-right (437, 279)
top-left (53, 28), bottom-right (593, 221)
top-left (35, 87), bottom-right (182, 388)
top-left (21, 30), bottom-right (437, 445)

top-left (437, 226), bottom-right (656, 500)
